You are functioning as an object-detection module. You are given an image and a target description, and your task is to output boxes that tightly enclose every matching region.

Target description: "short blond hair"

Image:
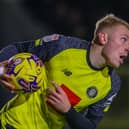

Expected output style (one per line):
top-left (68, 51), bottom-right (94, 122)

top-left (93, 14), bottom-right (129, 43)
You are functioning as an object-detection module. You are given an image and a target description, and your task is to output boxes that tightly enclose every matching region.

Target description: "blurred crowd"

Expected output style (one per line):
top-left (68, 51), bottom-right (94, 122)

top-left (22, 0), bottom-right (129, 39)
top-left (0, 0), bottom-right (129, 44)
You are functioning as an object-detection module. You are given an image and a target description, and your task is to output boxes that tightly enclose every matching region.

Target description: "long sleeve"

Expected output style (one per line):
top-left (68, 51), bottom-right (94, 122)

top-left (65, 108), bottom-right (96, 129)
top-left (0, 45), bottom-right (19, 61)
top-left (65, 107), bottom-right (101, 129)
top-left (64, 69), bottom-right (121, 129)
top-left (0, 34), bottom-right (89, 62)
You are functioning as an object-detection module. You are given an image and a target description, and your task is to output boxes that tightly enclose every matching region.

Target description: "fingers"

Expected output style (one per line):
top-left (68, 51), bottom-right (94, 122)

top-left (0, 60), bottom-right (9, 75)
top-left (0, 72), bottom-right (15, 93)
top-left (0, 73), bottom-right (12, 80)
top-left (51, 81), bottom-right (63, 94)
top-left (46, 87), bottom-right (63, 111)
top-left (47, 94), bottom-right (60, 103)
top-left (0, 60), bottom-right (9, 67)
top-left (0, 79), bottom-right (15, 91)
top-left (2, 60), bottom-right (9, 65)
top-left (46, 81), bottom-right (65, 102)
top-left (46, 81), bottom-right (71, 113)
top-left (47, 87), bottom-right (61, 100)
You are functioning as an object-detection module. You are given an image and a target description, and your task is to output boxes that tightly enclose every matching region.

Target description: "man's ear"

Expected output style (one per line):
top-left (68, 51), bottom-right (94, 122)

top-left (98, 32), bottom-right (108, 45)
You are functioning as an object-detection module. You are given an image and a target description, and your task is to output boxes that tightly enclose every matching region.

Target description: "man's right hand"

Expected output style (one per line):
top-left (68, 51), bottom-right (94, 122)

top-left (0, 60), bottom-right (15, 93)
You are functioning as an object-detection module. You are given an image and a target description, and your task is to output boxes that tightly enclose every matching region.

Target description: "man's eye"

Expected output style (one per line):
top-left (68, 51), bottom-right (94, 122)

top-left (121, 37), bottom-right (127, 43)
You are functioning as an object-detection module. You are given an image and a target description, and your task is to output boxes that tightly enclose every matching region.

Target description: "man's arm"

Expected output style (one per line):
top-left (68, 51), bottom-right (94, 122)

top-left (0, 34), bottom-right (89, 62)
top-left (65, 107), bottom-right (102, 129)
top-left (65, 69), bottom-right (121, 129)
top-left (0, 39), bottom-right (39, 62)
top-left (0, 45), bottom-right (19, 62)
top-left (47, 82), bottom-right (103, 129)
top-left (47, 69), bottom-right (121, 129)
top-left (0, 40), bottom-right (42, 93)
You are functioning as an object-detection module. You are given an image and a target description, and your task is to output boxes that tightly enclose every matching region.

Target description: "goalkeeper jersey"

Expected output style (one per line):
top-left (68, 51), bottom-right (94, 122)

top-left (0, 34), bottom-right (121, 129)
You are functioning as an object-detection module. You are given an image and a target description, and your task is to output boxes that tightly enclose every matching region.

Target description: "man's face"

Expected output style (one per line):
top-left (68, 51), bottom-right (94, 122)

top-left (102, 25), bottom-right (129, 68)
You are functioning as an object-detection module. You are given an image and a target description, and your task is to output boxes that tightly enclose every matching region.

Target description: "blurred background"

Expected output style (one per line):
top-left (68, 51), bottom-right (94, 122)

top-left (0, 0), bottom-right (129, 129)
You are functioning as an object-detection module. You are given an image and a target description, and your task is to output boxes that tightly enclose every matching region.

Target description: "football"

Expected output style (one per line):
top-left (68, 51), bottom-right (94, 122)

top-left (6, 53), bottom-right (46, 93)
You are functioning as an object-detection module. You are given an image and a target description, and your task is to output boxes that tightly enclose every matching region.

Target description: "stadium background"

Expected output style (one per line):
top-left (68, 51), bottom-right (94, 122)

top-left (0, 0), bottom-right (128, 129)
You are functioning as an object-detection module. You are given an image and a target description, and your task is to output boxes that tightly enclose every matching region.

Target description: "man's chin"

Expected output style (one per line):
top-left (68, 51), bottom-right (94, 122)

top-left (112, 63), bottom-right (120, 68)
top-left (108, 62), bottom-right (120, 68)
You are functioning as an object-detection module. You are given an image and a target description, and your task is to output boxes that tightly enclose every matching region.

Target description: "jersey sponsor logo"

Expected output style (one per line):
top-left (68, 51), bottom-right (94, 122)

top-left (62, 69), bottom-right (72, 76)
top-left (42, 34), bottom-right (59, 42)
top-left (86, 86), bottom-right (98, 98)
top-left (61, 84), bottom-right (81, 106)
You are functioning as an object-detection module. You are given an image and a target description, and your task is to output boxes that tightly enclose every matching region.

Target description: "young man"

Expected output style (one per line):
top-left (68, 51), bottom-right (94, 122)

top-left (0, 14), bottom-right (129, 129)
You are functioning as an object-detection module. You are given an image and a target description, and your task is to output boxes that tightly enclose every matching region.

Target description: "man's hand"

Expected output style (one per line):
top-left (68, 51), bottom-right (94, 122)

top-left (0, 60), bottom-right (15, 93)
top-left (46, 81), bottom-right (71, 113)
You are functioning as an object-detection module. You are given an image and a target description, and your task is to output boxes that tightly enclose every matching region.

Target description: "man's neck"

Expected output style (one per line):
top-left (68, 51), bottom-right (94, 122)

top-left (89, 43), bottom-right (106, 69)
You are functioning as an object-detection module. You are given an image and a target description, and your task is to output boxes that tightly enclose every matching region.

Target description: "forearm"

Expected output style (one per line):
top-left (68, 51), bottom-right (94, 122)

top-left (0, 40), bottom-right (41, 61)
top-left (0, 45), bottom-right (18, 61)
top-left (65, 107), bottom-right (97, 129)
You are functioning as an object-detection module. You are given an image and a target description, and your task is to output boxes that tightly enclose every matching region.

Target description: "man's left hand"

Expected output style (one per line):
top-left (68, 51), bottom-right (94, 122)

top-left (46, 81), bottom-right (71, 113)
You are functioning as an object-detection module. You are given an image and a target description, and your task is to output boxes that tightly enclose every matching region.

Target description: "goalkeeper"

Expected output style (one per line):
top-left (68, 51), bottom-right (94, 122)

top-left (0, 14), bottom-right (129, 129)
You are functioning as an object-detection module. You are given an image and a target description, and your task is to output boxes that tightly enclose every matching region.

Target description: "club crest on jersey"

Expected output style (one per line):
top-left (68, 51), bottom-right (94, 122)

top-left (42, 34), bottom-right (59, 42)
top-left (86, 86), bottom-right (98, 98)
